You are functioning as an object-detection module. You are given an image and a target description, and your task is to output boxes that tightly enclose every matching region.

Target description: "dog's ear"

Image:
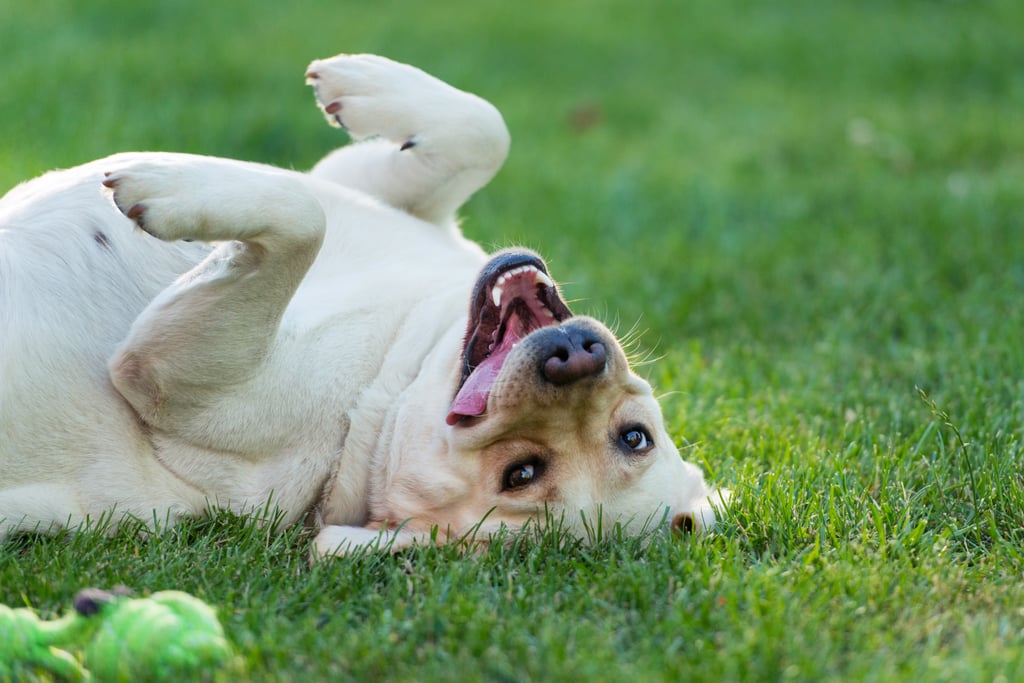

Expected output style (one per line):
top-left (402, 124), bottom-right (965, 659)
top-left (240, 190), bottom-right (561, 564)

top-left (311, 524), bottom-right (427, 560)
top-left (688, 489), bottom-right (731, 533)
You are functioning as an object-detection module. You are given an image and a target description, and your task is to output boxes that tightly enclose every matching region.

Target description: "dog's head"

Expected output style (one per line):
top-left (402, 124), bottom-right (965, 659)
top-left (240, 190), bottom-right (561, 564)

top-left (315, 251), bottom-right (724, 556)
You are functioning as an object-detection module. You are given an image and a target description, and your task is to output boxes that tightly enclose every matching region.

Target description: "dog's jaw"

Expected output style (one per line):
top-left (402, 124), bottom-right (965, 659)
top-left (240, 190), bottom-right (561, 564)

top-left (447, 252), bottom-right (573, 424)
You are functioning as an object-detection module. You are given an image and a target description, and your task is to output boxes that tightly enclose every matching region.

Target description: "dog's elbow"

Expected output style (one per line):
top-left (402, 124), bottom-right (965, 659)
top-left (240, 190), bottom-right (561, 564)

top-left (109, 350), bottom-right (163, 422)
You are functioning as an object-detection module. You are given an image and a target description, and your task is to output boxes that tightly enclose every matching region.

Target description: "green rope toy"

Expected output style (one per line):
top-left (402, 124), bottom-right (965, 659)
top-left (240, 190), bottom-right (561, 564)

top-left (0, 587), bottom-right (235, 681)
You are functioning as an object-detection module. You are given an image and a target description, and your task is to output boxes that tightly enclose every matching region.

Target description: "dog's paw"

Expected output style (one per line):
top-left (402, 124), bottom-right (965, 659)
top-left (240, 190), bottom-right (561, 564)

top-left (311, 524), bottom-right (426, 559)
top-left (102, 161), bottom-right (210, 243)
top-left (102, 157), bottom-right (323, 248)
top-left (306, 54), bottom-right (455, 146)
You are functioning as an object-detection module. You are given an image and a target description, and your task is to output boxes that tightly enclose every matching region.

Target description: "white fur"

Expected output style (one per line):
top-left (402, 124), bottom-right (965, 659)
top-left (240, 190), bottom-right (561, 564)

top-left (0, 54), bottom-right (724, 556)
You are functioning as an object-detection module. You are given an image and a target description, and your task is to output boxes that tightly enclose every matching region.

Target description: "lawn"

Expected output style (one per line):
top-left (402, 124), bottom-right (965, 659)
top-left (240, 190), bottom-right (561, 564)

top-left (2, 0), bottom-right (1024, 680)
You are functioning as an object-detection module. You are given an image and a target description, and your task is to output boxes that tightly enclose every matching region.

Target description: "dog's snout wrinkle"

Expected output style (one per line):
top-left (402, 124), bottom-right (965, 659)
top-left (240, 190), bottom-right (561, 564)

top-left (539, 326), bottom-right (607, 385)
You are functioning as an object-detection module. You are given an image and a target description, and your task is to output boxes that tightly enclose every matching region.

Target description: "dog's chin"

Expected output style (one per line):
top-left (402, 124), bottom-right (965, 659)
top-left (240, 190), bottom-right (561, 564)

top-left (446, 251), bottom-right (573, 425)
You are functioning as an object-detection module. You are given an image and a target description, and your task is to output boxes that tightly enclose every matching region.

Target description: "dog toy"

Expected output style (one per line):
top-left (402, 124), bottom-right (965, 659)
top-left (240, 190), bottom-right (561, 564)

top-left (0, 587), bottom-right (234, 681)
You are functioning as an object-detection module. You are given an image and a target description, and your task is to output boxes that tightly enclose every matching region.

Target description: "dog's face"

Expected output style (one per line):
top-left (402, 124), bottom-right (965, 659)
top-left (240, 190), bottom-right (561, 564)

top-left (361, 252), bottom-right (720, 548)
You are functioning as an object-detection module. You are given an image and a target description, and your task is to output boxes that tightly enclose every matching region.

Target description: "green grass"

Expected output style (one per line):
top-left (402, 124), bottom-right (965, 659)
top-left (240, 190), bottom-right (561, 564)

top-left (3, 0), bottom-right (1024, 680)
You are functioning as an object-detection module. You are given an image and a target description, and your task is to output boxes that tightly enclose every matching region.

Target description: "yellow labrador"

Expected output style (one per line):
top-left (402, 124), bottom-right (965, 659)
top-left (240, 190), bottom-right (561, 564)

top-left (0, 54), bottom-right (723, 556)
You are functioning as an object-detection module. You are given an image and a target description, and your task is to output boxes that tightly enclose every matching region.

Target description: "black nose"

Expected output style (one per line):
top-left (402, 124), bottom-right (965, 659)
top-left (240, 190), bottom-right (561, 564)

top-left (538, 326), bottom-right (607, 385)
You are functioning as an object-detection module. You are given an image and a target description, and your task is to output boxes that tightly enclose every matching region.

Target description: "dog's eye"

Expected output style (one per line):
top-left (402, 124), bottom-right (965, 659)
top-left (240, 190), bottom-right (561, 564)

top-left (503, 460), bottom-right (542, 491)
top-left (620, 427), bottom-right (653, 454)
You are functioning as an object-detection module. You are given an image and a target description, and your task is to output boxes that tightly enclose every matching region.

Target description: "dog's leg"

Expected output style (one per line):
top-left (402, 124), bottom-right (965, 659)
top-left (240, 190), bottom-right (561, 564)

top-left (102, 156), bottom-right (325, 432)
top-left (0, 485), bottom-right (81, 538)
top-left (305, 54), bottom-right (510, 226)
top-left (312, 523), bottom-right (452, 559)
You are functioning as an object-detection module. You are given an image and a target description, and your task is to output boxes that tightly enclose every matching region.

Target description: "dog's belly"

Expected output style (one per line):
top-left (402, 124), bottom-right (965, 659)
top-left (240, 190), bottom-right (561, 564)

top-left (0, 160), bottom-right (217, 527)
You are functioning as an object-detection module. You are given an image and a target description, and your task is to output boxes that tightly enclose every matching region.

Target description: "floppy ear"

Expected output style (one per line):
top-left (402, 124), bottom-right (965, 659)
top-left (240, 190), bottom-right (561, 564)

top-left (690, 488), bottom-right (731, 532)
top-left (312, 524), bottom-right (428, 559)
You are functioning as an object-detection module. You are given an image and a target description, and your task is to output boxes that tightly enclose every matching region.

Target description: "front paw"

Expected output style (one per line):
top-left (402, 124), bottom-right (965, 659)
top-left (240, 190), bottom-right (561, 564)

top-left (102, 162), bottom-right (200, 242)
top-left (104, 155), bottom-right (325, 251)
top-left (305, 54), bottom-right (442, 145)
top-left (311, 524), bottom-right (425, 559)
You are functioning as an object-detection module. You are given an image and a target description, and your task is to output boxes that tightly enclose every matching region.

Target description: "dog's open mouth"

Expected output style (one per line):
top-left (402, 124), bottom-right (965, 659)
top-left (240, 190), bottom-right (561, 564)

top-left (446, 252), bottom-right (574, 425)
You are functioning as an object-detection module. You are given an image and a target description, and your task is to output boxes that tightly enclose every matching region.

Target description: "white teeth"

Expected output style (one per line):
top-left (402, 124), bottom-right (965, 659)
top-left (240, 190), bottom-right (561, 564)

top-left (490, 265), bottom-right (553, 310)
top-left (543, 308), bottom-right (556, 319)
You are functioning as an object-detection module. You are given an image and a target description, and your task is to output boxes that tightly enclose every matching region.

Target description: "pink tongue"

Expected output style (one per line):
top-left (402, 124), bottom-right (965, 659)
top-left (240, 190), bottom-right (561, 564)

top-left (446, 349), bottom-right (510, 425)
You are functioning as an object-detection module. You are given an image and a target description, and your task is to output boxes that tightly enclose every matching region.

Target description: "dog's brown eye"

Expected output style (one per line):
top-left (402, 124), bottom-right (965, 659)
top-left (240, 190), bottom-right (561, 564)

top-left (503, 460), bottom-right (542, 490)
top-left (620, 427), bottom-right (653, 453)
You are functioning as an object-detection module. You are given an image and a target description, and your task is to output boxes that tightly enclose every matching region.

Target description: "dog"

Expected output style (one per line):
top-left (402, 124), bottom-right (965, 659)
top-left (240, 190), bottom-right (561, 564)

top-left (0, 54), bottom-right (723, 556)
